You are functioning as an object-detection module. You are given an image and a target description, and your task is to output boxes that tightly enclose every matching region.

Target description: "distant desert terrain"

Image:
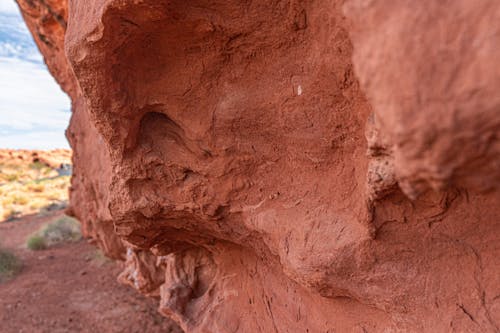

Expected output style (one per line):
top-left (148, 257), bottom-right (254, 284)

top-left (0, 149), bottom-right (72, 221)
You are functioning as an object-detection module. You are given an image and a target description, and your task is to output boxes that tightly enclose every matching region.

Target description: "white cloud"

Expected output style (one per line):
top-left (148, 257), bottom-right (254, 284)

top-left (0, 56), bottom-right (71, 130)
top-left (0, 129), bottom-right (70, 149)
top-left (0, 5), bottom-right (71, 149)
top-left (0, 0), bottom-right (18, 15)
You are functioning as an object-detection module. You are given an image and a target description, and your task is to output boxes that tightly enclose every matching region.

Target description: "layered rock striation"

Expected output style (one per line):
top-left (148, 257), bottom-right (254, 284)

top-left (17, 0), bottom-right (500, 332)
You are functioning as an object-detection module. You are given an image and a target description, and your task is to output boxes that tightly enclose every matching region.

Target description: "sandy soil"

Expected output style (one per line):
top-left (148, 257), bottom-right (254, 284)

top-left (0, 210), bottom-right (182, 333)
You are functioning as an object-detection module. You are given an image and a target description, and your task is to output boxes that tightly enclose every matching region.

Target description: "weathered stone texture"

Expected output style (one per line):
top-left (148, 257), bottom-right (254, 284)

top-left (17, 0), bottom-right (500, 331)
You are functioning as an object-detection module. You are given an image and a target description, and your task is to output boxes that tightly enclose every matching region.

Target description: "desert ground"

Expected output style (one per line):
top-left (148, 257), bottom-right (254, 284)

top-left (0, 210), bottom-right (181, 333)
top-left (0, 149), bottom-right (181, 332)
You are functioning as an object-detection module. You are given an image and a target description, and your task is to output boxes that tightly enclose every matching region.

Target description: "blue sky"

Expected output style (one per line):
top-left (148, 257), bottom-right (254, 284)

top-left (0, 0), bottom-right (71, 149)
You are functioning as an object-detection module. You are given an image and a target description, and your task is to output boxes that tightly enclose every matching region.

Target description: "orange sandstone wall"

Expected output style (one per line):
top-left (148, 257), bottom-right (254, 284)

top-left (16, 0), bottom-right (500, 332)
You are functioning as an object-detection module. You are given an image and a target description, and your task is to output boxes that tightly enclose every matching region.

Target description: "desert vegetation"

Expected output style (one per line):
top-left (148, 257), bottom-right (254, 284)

top-left (0, 210), bottom-right (177, 332)
top-left (26, 215), bottom-right (81, 250)
top-left (0, 245), bottom-right (21, 283)
top-left (0, 149), bottom-right (71, 221)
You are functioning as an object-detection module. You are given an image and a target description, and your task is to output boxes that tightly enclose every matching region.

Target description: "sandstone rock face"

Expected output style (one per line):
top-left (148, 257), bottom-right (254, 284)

top-left (17, 0), bottom-right (500, 332)
top-left (345, 0), bottom-right (500, 199)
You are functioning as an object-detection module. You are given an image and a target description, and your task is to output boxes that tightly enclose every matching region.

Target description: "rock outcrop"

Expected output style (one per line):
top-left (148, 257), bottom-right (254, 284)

top-left (16, 0), bottom-right (500, 332)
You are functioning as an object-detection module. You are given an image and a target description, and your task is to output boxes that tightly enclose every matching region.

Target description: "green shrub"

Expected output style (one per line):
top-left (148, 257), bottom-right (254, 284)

top-left (12, 195), bottom-right (29, 205)
top-left (41, 215), bottom-right (81, 243)
top-left (2, 208), bottom-right (20, 221)
top-left (27, 183), bottom-right (45, 193)
top-left (91, 249), bottom-right (111, 266)
top-left (41, 167), bottom-right (53, 175)
top-left (26, 215), bottom-right (81, 250)
top-left (26, 235), bottom-right (47, 250)
top-left (29, 161), bottom-right (46, 170)
top-left (0, 248), bottom-right (21, 282)
top-left (5, 174), bottom-right (18, 182)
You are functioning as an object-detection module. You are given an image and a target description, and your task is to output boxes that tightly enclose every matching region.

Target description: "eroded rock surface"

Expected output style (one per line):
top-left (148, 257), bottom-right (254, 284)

top-left (17, 0), bottom-right (500, 332)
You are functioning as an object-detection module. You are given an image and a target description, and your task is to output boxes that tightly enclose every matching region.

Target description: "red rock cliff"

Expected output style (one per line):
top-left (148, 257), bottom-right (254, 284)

top-left (16, 0), bottom-right (500, 332)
